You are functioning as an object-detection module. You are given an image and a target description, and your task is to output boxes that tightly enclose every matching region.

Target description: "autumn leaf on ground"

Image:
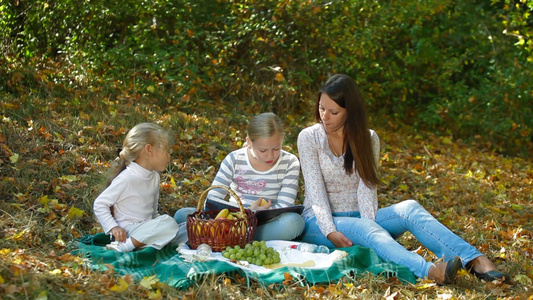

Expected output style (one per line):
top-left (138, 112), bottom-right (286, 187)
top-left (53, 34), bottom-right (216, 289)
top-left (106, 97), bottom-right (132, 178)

top-left (66, 206), bottom-right (86, 219)
top-left (6, 229), bottom-right (28, 241)
top-left (148, 289), bottom-right (162, 300)
top-left (59, 175), bottom-right (79, 182)
top-left (282, 272), bottom-right (293, 285)
top-left (54, 235), bottom-right (66, 248)
top-left (140, 275), bottom-right (159, 289)
top-left (10, 153), bottom-right (19, 163)
top-left (110, 277), bottom-right (129, 293)
top-left (49, 269), bottom-right (62, 275)
top-left (34, 291), bottom-right (48, 300)
top-left (514, 274), bottom-right (532, 285)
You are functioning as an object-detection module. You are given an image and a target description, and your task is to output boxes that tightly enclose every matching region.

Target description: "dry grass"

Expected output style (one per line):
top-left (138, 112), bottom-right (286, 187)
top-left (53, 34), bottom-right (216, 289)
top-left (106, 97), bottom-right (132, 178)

top-left (0, 92), bottom-right (532, 299)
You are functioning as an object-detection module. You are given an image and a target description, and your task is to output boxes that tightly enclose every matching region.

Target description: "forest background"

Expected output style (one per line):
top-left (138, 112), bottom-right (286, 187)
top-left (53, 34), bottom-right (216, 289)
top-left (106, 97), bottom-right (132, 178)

top-left (1, 0), bottom-right (532, 299)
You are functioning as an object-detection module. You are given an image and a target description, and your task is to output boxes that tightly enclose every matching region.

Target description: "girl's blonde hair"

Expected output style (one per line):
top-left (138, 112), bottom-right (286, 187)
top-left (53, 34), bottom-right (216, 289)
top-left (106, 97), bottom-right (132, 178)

top-left (247, 112), bottom-right (284, 142)
top-left (105, 123), bottom-right (173, 187)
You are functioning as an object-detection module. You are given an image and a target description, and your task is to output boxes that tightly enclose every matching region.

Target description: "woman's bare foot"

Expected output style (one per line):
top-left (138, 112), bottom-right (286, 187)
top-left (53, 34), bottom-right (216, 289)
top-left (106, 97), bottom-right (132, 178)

top-left (428, 256), bottom-right (462, 284)
top-left (466, 256), bottom-right (496, 273)
top-left (466, 256), bottom-right (512, 282)
top-left (428, 262), bottom-right (447, 283)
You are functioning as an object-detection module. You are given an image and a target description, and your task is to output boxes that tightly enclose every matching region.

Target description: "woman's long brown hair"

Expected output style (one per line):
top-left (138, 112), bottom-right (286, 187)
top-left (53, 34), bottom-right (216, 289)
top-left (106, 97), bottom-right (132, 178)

top-left (315, 74), bottom-right (379, 188)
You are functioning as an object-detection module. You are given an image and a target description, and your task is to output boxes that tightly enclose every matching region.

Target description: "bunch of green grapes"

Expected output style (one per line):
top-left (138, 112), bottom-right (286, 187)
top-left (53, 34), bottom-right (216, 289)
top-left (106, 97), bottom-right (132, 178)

top-left (222, 240), bottom-right (281, 266)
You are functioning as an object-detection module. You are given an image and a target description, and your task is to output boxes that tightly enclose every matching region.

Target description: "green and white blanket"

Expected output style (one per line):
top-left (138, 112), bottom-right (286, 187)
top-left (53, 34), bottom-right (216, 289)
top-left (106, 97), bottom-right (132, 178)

top-left (74, 233), bottom-right (416, 289)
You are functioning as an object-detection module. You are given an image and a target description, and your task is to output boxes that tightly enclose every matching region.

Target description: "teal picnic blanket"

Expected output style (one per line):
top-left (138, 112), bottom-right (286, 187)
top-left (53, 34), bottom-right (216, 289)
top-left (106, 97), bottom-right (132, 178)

top-left (73, 233), bottom-right (416, 289)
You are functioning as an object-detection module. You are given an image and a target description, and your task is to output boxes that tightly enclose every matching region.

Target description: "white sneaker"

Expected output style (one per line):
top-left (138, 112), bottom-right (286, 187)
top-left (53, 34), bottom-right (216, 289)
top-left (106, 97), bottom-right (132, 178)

top-left (105, 241), bottom-right (130, 252)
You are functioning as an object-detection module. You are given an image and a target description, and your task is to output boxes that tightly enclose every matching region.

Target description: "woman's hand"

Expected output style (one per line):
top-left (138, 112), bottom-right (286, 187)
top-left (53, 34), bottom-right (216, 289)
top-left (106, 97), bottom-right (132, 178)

top-left (249, 198), bottom-right (272, 210)
top-left (110, 226), bottom-right (127, 242)
top-left (327, 231), bottom-right (354, 248)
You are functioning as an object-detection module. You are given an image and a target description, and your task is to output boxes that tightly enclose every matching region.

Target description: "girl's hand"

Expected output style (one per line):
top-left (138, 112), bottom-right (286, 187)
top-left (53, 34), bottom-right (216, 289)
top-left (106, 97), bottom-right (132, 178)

top-left (327, 231), bottom-right (353, 248)
top-left (250, 198), bottom-right (272, 210)
top-left (110, 226), bottom-right (127, 242)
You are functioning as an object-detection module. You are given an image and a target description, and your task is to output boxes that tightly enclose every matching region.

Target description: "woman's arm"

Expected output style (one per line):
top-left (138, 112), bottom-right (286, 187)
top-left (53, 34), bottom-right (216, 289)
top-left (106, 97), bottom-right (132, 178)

top-left (297, 128), bottom-right (337, 237)
top-left (356, 130), bottom-right (380, 221)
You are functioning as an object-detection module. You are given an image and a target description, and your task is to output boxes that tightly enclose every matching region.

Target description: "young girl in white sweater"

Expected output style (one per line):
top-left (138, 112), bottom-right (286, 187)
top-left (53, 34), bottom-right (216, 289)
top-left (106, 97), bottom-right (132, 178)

top-left (94, 123), bottom-right (180, 252)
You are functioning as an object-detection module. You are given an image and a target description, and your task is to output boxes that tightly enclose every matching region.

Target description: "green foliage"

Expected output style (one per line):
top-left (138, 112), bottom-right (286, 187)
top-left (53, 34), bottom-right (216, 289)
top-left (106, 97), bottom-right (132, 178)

top-left (0, 0), bottom-right (531, 156)
top-left (384, 1), bottom-right (533, 155)
top-left (492, 0), bottom-right (533, 62)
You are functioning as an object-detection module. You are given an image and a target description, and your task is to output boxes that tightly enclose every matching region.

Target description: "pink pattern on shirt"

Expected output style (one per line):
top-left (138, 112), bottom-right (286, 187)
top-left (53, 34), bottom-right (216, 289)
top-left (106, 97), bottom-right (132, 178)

top-left (236, 176), bottom-right (266, 195)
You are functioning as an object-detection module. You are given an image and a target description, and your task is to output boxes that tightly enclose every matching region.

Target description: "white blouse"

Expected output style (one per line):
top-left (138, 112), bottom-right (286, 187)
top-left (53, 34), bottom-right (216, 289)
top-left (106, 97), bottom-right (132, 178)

top-left (297, 123), bottom-right (380, 237)
top-left (93, 162), bottom-right (160, 234)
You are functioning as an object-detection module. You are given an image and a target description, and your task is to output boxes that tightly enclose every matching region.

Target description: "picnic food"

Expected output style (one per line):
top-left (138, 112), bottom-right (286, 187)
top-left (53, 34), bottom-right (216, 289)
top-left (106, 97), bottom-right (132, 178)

top-left (263, 260), bottom-right (315, 269)
top-left (222, 240), bottom-right (281, 266)
top-left (187, 185), bottom-right (257, 251)
top-left (215, 208), bottom-right (230, 219)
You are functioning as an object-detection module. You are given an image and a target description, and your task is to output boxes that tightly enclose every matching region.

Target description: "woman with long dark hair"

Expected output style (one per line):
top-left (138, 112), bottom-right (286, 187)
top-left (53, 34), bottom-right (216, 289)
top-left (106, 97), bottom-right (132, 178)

top-left (297, 74), bottom-right (510, 284)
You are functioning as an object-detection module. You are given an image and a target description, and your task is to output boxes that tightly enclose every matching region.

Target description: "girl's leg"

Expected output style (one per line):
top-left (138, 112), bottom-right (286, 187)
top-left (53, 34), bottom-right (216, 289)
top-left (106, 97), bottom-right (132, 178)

top-left (130, 237), bottom-right (144, 248)
top-left (128, 215), bottom-right (181, 250)
top-left (301, 214), bottom-right (434, 278)
top-left (173, 207), bottom-right (197, 224)
top-left (254, 212), bottom-right (305, 241)
top-left (376, 200), bottom-right (483, 266)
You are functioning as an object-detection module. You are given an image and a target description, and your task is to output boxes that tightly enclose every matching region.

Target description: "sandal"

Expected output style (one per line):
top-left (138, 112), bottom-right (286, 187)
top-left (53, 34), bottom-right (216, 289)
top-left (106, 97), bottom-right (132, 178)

top-left (443, 256), bottom-right (462, 285)
top-left (470, 269), bottom-right (512, 283)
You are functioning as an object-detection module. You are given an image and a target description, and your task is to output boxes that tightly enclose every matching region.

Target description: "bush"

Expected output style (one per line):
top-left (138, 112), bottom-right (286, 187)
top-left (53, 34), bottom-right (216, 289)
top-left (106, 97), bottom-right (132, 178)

top-left (1, 0), bottom-right (531, 156)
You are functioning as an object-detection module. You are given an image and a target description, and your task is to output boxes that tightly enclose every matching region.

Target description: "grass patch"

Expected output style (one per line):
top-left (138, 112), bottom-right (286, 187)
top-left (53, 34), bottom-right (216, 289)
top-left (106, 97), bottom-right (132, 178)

top-left (1, 85), bottom-right (532, 298)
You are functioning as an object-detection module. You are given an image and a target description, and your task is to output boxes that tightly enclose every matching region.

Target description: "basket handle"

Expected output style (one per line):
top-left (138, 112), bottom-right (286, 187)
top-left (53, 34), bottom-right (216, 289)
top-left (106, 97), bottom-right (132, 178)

top-left (197, 185), bottom-right (246, 214)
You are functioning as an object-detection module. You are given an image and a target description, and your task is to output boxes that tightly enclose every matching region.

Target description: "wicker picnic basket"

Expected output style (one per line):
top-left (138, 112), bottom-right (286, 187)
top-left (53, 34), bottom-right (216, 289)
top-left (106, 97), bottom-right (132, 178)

top-left (186, 185), bottom-right (257, 252)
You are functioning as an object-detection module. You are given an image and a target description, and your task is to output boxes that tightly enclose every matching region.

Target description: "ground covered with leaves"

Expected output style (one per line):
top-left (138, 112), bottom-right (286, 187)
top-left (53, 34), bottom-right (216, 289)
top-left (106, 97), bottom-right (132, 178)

top-left (1, 1), bottom-right (532, 298)
top-left (0, 89), bottom-right (531, 299)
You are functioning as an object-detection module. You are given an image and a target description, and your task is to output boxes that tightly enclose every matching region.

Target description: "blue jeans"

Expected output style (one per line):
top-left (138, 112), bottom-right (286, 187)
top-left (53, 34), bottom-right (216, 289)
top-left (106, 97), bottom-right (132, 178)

top-left (300, 200), bottom-right (483, 278)
top-left (174, 207), bottom-right (304, 241)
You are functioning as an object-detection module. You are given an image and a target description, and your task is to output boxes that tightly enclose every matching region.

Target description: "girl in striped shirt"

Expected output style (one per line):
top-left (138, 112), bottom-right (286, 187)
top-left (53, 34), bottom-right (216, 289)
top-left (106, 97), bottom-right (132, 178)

top-left (175, 112), bottom-right (304, 241)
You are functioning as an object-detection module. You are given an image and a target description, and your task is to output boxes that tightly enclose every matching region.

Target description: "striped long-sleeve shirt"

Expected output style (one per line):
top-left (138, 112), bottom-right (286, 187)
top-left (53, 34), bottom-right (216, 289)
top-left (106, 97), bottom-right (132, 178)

top-left (206, 147), bottom-right (300, 208)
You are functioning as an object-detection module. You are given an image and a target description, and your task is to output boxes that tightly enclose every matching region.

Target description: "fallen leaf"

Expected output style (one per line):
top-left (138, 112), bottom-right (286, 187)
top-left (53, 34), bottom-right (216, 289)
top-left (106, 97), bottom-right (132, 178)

top-left (6, 229), bottom-right (28, 241)
top-left (110, 277), bottom-right (129, 293)
top-left (148, 289), bottom-right (162, 300)
top-left (35, 290), bottom-right (48, 300)
top-left (514, 274), bottom-right (532, 285)
top-left (283, 272), bottom-right (293, 281)
top-left (0, 248), bottom-right (13, 255)
top-left (66, 206), bottom-right (85, 219)
top-left (10, 153), bottom-right (19, 163)
top-left (59, 175), bottom-right (79, 182)
top-left (140, 275), bottom-right (159, 289)
top-left (49, 269), bottom-right (62, 275)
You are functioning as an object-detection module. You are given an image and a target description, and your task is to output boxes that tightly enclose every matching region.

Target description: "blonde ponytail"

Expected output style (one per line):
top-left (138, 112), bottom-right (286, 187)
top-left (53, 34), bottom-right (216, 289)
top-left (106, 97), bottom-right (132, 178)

top-left (103, 123), bottom-right (172, 188)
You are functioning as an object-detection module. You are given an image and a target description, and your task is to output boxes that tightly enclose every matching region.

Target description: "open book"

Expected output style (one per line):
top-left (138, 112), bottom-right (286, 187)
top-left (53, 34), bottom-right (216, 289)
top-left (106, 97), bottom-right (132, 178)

top-left (205, 198), bottom-right (304, 225)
